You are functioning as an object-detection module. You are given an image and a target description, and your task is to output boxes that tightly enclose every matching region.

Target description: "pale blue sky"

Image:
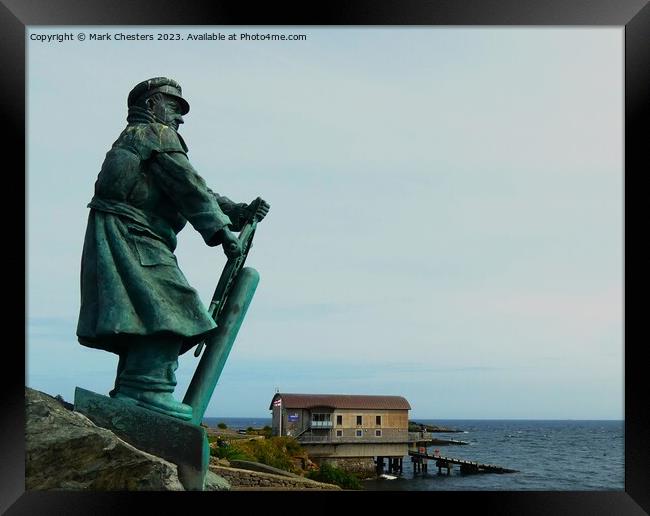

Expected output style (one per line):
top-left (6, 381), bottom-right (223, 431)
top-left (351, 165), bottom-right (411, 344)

top-left (26, 27), bottom-right (623, 419)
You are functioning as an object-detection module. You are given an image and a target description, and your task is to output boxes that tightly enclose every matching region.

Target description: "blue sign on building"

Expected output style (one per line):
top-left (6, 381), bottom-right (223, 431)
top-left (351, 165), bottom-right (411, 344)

top-left (288, 413), bottom-right (300, 422)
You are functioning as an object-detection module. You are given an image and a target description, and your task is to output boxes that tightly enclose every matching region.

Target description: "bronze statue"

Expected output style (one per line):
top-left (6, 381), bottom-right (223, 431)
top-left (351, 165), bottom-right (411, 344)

top-left (76, 77), bottom-right (269, 421)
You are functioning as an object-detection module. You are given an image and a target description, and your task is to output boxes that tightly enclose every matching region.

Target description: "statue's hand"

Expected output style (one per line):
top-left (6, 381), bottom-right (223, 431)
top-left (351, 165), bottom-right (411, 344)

top-left (247, 197), bottom-right (270, 222)
top-left (219, 228), bottom-right (242, 259)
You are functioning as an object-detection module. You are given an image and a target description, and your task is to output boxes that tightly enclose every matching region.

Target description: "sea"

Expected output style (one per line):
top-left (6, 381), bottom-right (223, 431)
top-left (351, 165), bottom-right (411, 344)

top-left (202, 418), bottom-right (624, 491)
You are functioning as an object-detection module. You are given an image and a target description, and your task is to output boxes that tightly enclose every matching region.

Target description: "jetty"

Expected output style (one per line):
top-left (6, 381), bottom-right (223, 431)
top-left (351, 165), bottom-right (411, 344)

top-left (408, 450), bottom-right (518, 475)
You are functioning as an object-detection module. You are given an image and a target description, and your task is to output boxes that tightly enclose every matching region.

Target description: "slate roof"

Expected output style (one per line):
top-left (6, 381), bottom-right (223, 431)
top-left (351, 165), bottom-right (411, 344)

top-left (268, 393), bottom-right (411, 411)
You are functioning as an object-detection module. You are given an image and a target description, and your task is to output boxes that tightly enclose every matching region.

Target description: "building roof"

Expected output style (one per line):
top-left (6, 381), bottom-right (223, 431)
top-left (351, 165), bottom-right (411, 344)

top-left (268, 393), bottom-right (411, 411)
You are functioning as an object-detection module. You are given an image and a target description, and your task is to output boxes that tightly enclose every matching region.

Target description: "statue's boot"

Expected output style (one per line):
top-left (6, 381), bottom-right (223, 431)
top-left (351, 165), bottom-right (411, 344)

top-left (110, 335), bottom-right (193, 421)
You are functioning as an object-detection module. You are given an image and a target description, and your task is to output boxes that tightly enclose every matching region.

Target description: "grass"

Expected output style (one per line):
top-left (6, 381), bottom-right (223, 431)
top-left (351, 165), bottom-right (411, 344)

top-left (210, 436), bottom-right (307, 474)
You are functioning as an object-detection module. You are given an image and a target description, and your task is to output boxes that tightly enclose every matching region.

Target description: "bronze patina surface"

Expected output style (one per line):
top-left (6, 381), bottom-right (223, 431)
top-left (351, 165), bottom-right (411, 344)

top-left (76, 77), bottom-right (270, 421)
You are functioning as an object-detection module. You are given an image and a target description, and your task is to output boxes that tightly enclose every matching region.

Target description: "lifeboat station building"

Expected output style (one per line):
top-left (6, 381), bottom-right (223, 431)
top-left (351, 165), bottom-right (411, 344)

top-left (269, 393), bottom-right (411, 476)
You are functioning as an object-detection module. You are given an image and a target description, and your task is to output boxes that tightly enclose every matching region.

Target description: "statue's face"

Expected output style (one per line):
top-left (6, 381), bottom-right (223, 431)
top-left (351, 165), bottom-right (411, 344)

top-left (149, 95), bottom-right (184, 131)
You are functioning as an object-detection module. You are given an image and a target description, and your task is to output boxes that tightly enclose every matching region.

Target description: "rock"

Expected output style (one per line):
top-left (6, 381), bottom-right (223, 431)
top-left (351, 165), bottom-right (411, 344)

top-left (25, 387), bottom-right (185, 491)
top-left (52, 394), bottom-right (74, 411)
top-left (204, 470), bottom-right (231, 491)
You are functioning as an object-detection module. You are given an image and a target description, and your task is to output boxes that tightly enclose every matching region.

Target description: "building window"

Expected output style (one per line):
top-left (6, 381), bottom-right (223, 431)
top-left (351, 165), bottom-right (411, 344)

top-left (376, 415), bottom-right (382, 426)
top-left (311, 413), bottom-right (332, 428)
top-left (336, 415), bottom-right (342, 426)
top-left (375, 429), bottom-right (382, 437)
top-left (356, 430), bottom-right (363, 437)
top-left (356, 415), bottom-right (362, 426)
top-left (336, 430), bottom-right (343, 437)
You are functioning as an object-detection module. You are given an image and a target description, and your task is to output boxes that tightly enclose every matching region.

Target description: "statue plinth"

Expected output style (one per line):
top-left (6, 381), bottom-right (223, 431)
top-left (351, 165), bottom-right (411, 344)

top-left (74, 387), bottom-right (210, 491)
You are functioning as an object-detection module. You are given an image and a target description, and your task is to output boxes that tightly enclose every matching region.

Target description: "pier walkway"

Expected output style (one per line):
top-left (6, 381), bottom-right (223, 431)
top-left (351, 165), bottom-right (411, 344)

top-left (408, 450), bottom-right (518, 475)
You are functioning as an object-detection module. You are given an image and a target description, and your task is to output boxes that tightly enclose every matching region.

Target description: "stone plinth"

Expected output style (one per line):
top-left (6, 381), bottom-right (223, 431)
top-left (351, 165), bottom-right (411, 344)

top-left (74, 387), bottom-right (211, 490)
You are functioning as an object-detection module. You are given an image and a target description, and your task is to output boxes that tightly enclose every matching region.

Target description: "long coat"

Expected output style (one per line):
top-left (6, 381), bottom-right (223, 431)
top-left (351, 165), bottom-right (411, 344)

top-left (76, 115), bottom-right (250, 356)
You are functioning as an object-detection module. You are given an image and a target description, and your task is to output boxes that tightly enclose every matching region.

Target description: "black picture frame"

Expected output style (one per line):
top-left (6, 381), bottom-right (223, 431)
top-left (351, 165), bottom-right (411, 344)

top-left (4, 1), bottom-right (647, 514)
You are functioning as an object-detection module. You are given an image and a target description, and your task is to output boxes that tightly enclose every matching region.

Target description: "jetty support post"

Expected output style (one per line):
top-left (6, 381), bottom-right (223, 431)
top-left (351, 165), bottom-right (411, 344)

top-left (375, 457), bottom-right (385, 475)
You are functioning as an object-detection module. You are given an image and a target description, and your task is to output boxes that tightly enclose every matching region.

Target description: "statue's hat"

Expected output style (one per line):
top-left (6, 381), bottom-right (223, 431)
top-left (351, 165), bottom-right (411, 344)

top-left (127, 77), bottom-right (190, 115)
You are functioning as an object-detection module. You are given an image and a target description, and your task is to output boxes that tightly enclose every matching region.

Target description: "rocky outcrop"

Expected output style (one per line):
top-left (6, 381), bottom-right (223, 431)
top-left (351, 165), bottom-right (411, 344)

top-left (409, 420), bottom-right (463, 433)
top-left (26, 387), bottom-right (185, 491)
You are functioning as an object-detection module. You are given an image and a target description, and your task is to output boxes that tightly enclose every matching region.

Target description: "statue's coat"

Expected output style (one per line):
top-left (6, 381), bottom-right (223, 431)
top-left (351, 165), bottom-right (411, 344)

top-left (77, 116), bottom-right (249, 356)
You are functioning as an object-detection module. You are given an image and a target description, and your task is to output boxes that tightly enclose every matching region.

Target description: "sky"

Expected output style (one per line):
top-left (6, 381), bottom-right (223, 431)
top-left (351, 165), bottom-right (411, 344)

top-left (26, 27), bottom-right (623, 419)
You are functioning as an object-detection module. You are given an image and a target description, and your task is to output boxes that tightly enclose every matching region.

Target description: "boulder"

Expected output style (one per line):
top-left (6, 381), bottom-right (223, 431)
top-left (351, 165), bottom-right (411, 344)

top-left (204, 470), bottom-right (231, 491)
top-left (25, 387), bottom-right (185, 491)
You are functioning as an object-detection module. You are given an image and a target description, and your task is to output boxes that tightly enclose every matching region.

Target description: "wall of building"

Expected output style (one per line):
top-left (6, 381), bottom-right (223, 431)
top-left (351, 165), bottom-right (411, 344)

top-left (283, 408), bottom-right (310, 437)
top-left (304, 409), bottom-right (408, 443)
top-left (271, 404), bottom-right (280, 435)
top-left (327, 427), bottom-right (407, 443)
top-left (274, 406), bottom-right (409, 442)
top-left (272, 406), bottom-right (311, 437)
top-left (301, 442), bottom-right (407, 458)
top-left (332, 409), bottom-right (408, 431)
